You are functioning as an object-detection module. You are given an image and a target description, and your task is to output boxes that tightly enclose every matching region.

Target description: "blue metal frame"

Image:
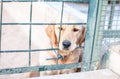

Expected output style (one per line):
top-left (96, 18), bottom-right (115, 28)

top-left (0, 63), bottom-right (81, 74)
top-left (1, 0), bottom-right (119, 75)
top-left (1, 0), bottom-right (89, 2)
top-left (81, 0), bottom-right (100, 71)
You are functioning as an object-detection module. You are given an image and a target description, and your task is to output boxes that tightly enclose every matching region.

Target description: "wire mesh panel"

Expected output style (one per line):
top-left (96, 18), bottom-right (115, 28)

top-left (0, 0), bottom-right (89, 78)
top-left (82, 0), bottom-right (120, 71)
top-left (101, 0), bottom-right (120, 72)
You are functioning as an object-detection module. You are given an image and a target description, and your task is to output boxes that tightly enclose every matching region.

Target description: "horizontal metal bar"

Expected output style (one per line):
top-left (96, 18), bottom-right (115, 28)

top-left (0, 23), bottom-right (87, 25)
top-left (0, 63), bottom-right (81, 75)
top-left (1, 0), bottom-right (89, 2)
top-left (0, 48), bottom-right (59, 53)
top-left (0, 46), bottom-right (84, 53)
top-left (103, 30), bottom-right (120, 38)
top-left (43, 0), bottom-right (89, 2)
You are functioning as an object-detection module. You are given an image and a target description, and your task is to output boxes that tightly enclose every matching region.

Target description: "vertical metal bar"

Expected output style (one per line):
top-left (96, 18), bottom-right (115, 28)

top-left (29, 1), bottom-right (33, 66)
top-left (0, 0), bottom-right (3, 56)
top-left (90, 0), bottom-right (108, 70)
top-left (57, 2), bottom-right (64, 64)
top-left (81, 0), bottom-right (99, 71)
top-left (108, 0), bottom-right (116, 29)
top-left (58, 2), bottom-right (64, 48)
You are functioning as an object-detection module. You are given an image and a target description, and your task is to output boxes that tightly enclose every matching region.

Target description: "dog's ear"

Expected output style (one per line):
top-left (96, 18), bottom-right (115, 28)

top-left (46, 25), bottom-right (58, 47)
top-left (77, 26), bottom-right (86, 45)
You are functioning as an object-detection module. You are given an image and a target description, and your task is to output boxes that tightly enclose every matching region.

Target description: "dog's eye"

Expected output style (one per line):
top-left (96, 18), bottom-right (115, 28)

top-left (73, 28), bottom-right (79, 32)
top-left (58, 27), bottom-right (63, 30)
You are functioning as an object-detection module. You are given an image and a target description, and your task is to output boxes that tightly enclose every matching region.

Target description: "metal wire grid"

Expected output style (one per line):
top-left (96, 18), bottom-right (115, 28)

top-left (81, 0), bottom-right (120, 71)
top-left (81, 0), bottom-right (106, 71)
top-left (89, 0), bottom-right (109, 70)
top-left (1, 0), bottom-right (119, 75)
top-left (104, 0), bottom-right (120, 46)
top-left (0, 1), bottom-right (87, 75)
top-left (101, 0), bottom-right (120, 68)
top-left (90, 0), bottom-right (120, 69)
top-left (103, 0), bottom-right (120, 48)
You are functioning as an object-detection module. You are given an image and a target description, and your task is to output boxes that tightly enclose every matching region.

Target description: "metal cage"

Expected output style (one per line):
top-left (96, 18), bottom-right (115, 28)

top-left (0, 0), bottom-right (120, 78)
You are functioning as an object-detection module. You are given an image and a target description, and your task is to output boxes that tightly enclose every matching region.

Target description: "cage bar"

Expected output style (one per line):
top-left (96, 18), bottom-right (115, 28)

top-left (0, 63), bottom-right (81, 75)
top-left (1, 0), bottom-right (89, 2)
top-left (81, 0), bottom-right (100, 71)
top-left (89, 0), bottom-right (108, 70)
top-left (0, 0), bottom-right (3, 52)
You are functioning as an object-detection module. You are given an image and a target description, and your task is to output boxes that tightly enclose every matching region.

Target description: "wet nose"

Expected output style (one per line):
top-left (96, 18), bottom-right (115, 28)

top-left (62, 40), bottom-right (71, 48)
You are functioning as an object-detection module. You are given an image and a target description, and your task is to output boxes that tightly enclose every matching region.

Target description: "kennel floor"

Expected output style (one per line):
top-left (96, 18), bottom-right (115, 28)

top-left (28, 69), bottom-right (120, 79)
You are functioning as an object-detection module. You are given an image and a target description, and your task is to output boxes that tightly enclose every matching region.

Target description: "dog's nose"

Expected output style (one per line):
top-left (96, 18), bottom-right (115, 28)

top-left (62, 40), bottom-right (71, 48)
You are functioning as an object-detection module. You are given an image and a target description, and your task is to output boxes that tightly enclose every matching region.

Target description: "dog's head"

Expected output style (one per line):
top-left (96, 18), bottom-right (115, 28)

top-left (46, 25), bottom-right (86, 56)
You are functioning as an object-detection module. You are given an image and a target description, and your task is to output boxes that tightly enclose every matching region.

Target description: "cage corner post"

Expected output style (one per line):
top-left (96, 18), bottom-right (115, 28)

top-left (81, 0), bottom-right (107, 71)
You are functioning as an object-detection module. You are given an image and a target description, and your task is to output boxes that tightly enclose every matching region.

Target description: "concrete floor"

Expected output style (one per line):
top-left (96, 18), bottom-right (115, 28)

top-left (29, 69), bottom-right (120, 79)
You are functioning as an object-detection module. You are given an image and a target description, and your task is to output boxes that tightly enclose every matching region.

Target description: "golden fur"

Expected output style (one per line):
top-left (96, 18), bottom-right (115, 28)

top-left (39, 25), bottom-right (86, 76)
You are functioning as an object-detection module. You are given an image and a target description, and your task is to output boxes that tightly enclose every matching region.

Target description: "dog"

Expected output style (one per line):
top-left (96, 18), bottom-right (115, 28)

top-left (39, 24), bottom-right (86, 76)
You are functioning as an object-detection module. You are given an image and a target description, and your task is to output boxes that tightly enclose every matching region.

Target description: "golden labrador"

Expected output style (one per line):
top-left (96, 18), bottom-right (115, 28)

top-left (39, 25), bottom-right (86, 76)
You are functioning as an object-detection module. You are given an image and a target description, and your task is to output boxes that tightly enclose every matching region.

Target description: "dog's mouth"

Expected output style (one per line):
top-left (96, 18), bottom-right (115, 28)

top-left (58, 49), bottom-right (73, 58)
top-left (63, 47), bottom-right (69, 50)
